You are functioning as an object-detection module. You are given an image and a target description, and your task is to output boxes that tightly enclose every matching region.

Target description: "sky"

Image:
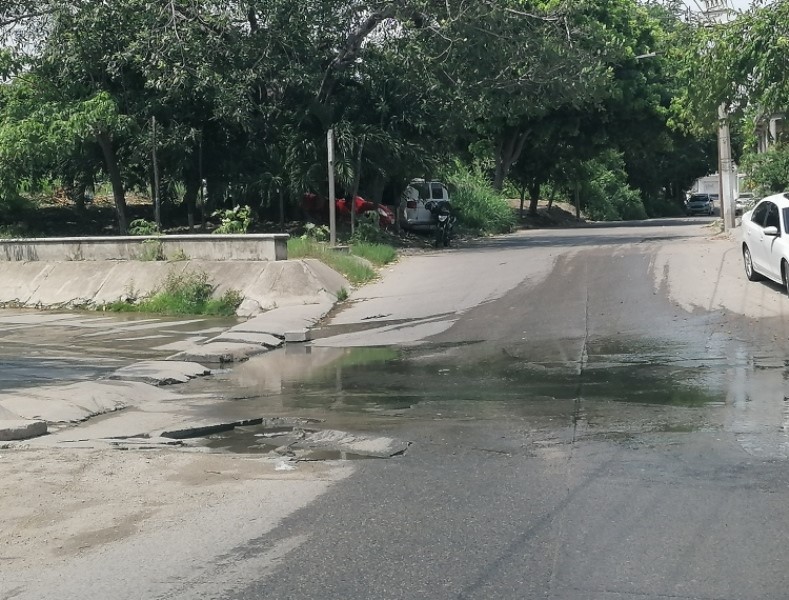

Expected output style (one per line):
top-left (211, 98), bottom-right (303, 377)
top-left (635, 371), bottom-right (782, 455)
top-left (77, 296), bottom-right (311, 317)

top-left (683, 0), bottom-right (766, 11)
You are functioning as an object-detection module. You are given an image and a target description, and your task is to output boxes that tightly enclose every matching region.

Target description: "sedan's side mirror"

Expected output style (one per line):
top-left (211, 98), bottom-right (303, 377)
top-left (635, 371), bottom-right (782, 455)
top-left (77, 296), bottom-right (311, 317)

top-left (764, 225), bottom-right (780, 236)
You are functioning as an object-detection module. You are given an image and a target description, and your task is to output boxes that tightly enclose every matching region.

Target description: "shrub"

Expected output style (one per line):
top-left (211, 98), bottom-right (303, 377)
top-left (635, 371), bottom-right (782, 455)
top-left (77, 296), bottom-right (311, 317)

top-left (107, 270), bottom-right (242, 316)
top-left (129, 219), bottom-right (160, 236)
top-left (583, 152), bottom-right (648, 221)
top-left (350, 211), bottom-right (385, 244)
top-left (442, 164), bottom-right (515, 234)
top-left (0, 223), bottom-right (30, 238)
top-left (212, 205), bottom-right (252, 234)
top-left (302, 222), bottom-right (330, 242)
top-left (741, 144), bottom-right (789, 196)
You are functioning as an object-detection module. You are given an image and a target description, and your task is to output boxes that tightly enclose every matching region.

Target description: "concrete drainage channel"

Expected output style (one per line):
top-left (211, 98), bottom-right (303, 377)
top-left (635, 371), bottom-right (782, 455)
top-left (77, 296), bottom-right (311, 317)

top-left (0, 352), bottom-right (411, 464)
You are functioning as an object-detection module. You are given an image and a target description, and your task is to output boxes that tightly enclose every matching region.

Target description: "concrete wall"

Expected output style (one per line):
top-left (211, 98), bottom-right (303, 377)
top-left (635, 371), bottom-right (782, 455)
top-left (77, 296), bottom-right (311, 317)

top-left (0, 259), bottom-right (348, 317)
top-left (0, 234), bottom-right (289, 262)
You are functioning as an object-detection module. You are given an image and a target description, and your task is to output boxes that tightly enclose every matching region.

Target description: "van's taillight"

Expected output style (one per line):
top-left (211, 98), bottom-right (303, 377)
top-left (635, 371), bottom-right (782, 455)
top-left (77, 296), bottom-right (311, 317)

top-left (406, 200), bottom-right (417, 209)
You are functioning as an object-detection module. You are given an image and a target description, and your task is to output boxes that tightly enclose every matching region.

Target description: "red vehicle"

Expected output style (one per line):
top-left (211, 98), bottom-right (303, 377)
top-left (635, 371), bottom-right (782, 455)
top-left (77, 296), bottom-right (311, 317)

top-left (303, 193), bottom-right (395, 228)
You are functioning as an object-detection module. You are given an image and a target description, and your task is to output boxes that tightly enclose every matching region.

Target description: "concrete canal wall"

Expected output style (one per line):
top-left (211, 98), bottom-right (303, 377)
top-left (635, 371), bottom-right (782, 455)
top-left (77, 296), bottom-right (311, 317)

top-left (0, 234), bottom-right (288, 263)
top-left (0, 259), bottom-right (348, 317)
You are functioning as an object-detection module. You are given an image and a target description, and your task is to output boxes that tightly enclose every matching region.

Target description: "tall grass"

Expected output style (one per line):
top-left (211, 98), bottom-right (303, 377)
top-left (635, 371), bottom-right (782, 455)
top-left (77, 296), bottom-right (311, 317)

top-left (443, 165), bottom-right (515, 234)
top-left (288, 238), bottom-right (381, 285)
top-left (349, 242), bottom-right (397, 266)
top-left (106, 270), bottom-right (242, 316)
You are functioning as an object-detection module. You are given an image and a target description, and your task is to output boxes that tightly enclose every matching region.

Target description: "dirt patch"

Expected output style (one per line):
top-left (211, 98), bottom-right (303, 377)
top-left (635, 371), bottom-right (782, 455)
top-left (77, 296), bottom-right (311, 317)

top-left (509, 199), bottom-right (587, 229)
top-left (0, 447), bottom-right (349, 571)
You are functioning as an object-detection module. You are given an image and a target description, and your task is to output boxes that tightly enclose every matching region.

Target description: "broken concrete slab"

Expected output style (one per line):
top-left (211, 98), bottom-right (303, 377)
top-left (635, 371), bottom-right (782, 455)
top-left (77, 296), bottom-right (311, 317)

top-left (0, 380), bottom-right (179, 423)
top-left (289, 429), bottom-right (410, 458)
top-left (233, 303), bottom-right (334, 338)
top-left (210, 332), bottom-right (284, 348)
top-left (103, 436), bottom-right (188, 449)
top-left (157, 416), bottom-right (320, 440)
top-left (108, 360), bottom-right (211, 385)
top-left (0, 419), bottom-right (47, 441)
top-left (168, 342), bottom-right (267, 364)
top-left (156, 418), bottom-right (266, 440)
top-left (284, 328), bottom-right (311, 343)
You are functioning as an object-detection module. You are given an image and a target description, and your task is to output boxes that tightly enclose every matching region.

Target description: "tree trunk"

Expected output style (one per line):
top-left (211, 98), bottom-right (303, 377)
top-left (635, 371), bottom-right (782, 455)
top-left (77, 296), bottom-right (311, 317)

top-left (350, 136), bottom-right (366, 236)
top-left (574, 183), bottom-right (581, 220)
top-left (370, 173), bottom-right (385, 206)
top-left (96, 132), bottom-right (128, 234)
top-left (279, 187), bottom-right (285, 231)
top-left (547, 188), bottom-right (556, 211)
top-left (519, 186), bottom-right (526, 219)
top-left (528, 182), bottom-right (540, 216)
top-left (247, 6), bottom-right (259, 32)
top-left (184, 175), bottom-right (199, 233)
top-left (493, 130), bottom-right (529, 191)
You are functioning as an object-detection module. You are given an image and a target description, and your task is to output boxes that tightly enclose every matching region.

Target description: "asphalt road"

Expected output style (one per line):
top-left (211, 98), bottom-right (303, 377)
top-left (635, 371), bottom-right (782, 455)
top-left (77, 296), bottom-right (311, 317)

top-left (217, 219), bottom-right (789, 600)
top-left (10, 218), bottom-right (789, 600)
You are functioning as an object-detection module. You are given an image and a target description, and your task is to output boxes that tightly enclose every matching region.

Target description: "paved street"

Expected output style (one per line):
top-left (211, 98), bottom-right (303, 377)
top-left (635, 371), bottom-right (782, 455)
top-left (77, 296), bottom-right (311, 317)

top-left (6, 219), bottom-right (789, 600)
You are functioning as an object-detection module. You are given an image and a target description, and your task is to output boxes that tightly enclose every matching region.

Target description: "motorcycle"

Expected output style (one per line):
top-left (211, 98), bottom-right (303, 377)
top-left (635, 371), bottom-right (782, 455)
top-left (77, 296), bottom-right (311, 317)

top-left (425, 200), bottom-right (453, 247)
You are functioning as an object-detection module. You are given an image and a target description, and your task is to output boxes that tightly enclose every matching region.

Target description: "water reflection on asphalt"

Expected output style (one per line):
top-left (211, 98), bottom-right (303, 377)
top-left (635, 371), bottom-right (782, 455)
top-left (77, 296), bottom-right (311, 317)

top-left (188, 336), bottom-right (789, 459)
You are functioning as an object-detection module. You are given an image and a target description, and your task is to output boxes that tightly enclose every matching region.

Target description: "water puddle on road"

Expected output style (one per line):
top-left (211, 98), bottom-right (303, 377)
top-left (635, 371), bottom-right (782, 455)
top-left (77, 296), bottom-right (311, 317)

top-left (185, 337), bottom-right (749, 443)
top-left (176, 334), bottom-right (789, 459)
top-left (203, 424), bottom-right (379, 460)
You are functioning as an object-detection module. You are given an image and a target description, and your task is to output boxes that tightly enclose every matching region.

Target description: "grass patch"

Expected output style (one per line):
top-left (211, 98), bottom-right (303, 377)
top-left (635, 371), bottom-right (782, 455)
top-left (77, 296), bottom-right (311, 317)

top-left (105, 270), bottom-right (242, 316)
top-left (288, 238), bottom-right (391, 285)
top-left (348, 242), bottom-right (397, 266)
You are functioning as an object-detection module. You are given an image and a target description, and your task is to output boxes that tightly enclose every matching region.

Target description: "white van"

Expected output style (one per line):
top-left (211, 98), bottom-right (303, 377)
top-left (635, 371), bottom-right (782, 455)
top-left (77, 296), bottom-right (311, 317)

top-left (399, 179), bottom-right (451, 230)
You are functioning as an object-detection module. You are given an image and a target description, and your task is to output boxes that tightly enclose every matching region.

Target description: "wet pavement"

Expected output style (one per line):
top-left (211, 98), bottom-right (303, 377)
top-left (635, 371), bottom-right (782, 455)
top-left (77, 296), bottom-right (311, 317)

top-left (0, 310), bottom-right (237, 390)
top-left (8, 221), bottom-right (789, 599)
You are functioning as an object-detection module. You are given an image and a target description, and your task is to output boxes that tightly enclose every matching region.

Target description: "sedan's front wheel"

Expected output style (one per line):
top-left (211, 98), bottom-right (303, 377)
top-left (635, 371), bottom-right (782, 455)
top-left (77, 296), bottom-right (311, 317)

top-left (744, 245), bottom-right (762, 281)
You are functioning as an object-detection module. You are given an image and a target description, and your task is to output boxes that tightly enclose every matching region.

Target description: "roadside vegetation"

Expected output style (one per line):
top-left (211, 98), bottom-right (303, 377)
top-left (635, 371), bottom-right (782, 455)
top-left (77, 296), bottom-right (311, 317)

top-left (0, 0), bottom-right (752, 239)
top-left (674, 1), bottom-right (789, 198)
top-left (444, 166), bottom-right (516, 234)
top-left (288, 237), bottom-right (395, 285)
top-left (105, 270), bottom-right (242, 317)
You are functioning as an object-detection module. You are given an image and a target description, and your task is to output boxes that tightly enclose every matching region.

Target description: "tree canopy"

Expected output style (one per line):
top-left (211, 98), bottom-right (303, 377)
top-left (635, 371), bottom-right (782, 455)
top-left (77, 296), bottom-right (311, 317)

top-left (0, 0), bottom-right (720, 232)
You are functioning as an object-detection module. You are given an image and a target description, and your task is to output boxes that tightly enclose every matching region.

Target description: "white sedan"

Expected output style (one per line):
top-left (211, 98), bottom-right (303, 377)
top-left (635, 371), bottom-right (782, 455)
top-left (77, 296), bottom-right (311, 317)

top-left (742, 193), bottom-right (789, 292)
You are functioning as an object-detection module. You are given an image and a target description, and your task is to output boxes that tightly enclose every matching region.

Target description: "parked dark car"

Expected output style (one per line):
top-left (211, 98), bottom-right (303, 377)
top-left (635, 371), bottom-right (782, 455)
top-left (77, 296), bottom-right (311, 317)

top-left (686, 193), bottom-right (715, 216)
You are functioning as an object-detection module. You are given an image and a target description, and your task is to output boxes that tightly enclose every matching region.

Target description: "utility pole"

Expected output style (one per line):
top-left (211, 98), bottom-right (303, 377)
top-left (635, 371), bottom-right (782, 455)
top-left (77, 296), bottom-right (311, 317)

top-left (701, 0), bottom-right (736, 231)
top-left (327, 128), bottom-right (337, 246)
top-left (718, 104), bottom-right (736, 230)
